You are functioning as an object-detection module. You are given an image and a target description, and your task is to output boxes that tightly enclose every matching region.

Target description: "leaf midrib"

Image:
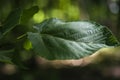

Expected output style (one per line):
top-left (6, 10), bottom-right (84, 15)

top-left (41, 33), bottom-right (108, 46)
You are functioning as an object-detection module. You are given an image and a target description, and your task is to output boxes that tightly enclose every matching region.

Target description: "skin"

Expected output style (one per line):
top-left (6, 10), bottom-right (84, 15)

top-left (36, 47), bottom-right (120, 68)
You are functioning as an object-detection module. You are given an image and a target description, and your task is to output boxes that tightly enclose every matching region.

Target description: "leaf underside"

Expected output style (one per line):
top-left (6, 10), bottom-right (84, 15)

top-left (28, 18), bottom-right (119, 60)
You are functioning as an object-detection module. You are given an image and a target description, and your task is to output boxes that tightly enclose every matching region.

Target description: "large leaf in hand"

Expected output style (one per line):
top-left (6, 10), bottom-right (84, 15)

top-left (28, 18), bottom-right (119, 60)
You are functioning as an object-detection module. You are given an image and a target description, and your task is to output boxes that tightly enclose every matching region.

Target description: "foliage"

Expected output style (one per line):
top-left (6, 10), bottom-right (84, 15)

top-left (0, 0), bottom-right (120, 80)
top-left (28, 18), bottom-right (119, 60)
top-left (0, 7), bottom-right (120, 65)
top-left (0, 6), bottom-right (39, 65)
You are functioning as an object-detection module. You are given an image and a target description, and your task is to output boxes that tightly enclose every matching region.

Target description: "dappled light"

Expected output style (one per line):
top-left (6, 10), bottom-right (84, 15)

top-left (33, 10), bottom-right (45, 23)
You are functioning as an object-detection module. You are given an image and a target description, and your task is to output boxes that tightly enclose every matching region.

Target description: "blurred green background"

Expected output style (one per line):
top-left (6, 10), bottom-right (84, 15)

top-left (0, 0), bottom-right (120, 80)
top-left (0, 0), bottom-right (120, 37)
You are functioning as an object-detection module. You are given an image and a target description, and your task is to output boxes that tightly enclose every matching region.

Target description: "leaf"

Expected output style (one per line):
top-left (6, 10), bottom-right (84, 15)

top-left (1, 8), bottom-right (22, 36)
top-left (0, 49), bottom-right (14, 63)
top-left (0, 6), bottom-right (39, 39)
top-left (28, 18), bottom-right (119, 60)
top-left (20, 6), bottom-right (39, 24)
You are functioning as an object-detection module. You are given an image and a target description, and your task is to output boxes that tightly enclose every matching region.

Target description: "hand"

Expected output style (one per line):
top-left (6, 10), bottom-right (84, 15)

top-left (36, 47), bottom-right (120, 68)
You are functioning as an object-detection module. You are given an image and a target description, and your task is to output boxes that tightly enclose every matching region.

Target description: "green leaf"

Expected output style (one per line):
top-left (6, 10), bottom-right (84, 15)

top-left (20, 6), bottom-right (39, 24)
top-left (28, 18), bottom-right (119, 60)
top-left (0, 49), bottom-right (14, 63)
top-left (1, 8), bottom-right (22, 36)
top-left (0, 6), bottom-right (39, 39)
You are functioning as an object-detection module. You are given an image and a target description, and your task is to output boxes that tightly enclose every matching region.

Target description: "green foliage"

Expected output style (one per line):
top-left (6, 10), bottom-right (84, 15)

top-left (0, 49), bottom-right (14, 63)
top-left (0, 3), bottom-right (119, 67)
top-left (0, 8), bottom-right (22, 38)
top-left (0, 6), bottom-right (39, 39)
top-left (0, 6), bottom-right (39, 64)
top-left (0, 0), bottom-right (120, 80)
top-left (20, 6), bottom-right (39, 24)
top-left (28, 18), bottom-right (119, 60)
